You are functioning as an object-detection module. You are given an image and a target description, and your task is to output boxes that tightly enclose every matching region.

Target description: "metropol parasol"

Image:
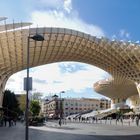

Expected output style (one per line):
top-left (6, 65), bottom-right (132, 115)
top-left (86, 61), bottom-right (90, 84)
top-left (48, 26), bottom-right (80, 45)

top-left (0, 17), bottom-right (140, 110)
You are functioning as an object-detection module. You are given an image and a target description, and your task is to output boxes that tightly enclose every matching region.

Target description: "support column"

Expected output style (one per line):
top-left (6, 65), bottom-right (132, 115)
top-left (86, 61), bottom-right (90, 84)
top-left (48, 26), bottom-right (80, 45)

top-left (129, 95), bottom-right (140, 111)
top-left (0, 85), bottom-right (4, 108)
top-left (0, 90), bottom-right (3, 107)
top-left (111, 98), bottom-right (126, 109)
top-left (0, 76), bottom-right (9, 107)
top-left (136, 83), bottom-right (140, 97)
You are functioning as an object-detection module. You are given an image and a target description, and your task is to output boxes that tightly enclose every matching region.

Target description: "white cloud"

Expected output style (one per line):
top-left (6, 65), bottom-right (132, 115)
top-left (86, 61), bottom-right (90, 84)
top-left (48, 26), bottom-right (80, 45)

top-left (5, 71), bottom-right (26, 93)
top-left (64, 0), bottom-right (72, 13)
top-left (30, 0), bottom-right (104, 37)
top-left (42, 0), bottom-right (72, 13)
top-left (31, 10), bottom-right (104, 37)
top-left (6, 62), bottom-right (110, 96)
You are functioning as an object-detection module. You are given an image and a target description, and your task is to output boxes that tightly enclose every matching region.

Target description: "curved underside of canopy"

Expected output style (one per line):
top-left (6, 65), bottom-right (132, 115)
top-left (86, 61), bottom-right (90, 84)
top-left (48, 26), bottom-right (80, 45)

top-left (0, 20), bottom-right (140, 105)
top-left (94, 78), bottom-right (138, 99)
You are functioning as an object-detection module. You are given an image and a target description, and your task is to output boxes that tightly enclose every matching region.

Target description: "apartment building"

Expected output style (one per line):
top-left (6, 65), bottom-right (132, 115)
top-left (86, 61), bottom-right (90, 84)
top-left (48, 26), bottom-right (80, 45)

top-left (41, 95), bottom-right (63, 119)
top-left (100, 98), bottom-right (111, 110)
top-left (63, 98), bottom-right (100, 117)
top-left (41, 96), bottom-right (111, 118)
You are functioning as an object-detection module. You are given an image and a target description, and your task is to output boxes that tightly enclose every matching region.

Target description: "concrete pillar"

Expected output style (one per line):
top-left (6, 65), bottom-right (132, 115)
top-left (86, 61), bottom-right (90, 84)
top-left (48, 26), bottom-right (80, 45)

top-left (136, 83), bottom-right (140, 97)
top-left (111, 98), bottom-right (126, 109)
top-left (129, 95), bottom-right (140, 111)
top-left (0, 76), bottom-right (9, 107)
top-left (0, 85), bottom-right (4, 107)
top-left (0, 91), bottom-right (3, 107)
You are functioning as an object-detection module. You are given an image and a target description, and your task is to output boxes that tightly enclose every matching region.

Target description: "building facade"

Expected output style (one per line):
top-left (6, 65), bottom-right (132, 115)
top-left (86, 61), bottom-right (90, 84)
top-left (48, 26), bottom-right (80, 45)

top-left (41, 96), bottom-right (63, 119)
top-left (41, 97), bottom-right (111, 118)
top-left (100, 98), bottom-right (111, 110)
top-left (63, 98), bottom-right (100, 117)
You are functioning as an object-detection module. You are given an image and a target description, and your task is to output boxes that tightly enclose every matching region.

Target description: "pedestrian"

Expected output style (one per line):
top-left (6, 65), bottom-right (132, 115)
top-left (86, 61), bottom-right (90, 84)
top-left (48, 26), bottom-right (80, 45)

top-left (120, 116), bottom-right (123, 126)
top-left (8, 117), bottom-right (12, 127)
top-left (92, 117), bottom-right (95, 123)
top-left (78, 116), bottom-right (81, 122)
top-left (109, 117), bottom-right (112, 124)
top-left (64, 117), bottom-right (67, 124)
top-left (0, 116), bottom-right (3, 126)
top-left (59, 118), bottom-right (62, 127)
top-left (135, 115), bottom-right (139, 126)
top-left (13, 118), bottom-right (16, 126)
top-left (116, 115), bottom-right (119, 125)
top-left (4, 116), bottom-right (7, 127)
top-left (95, 117), bottom-right (98, 123)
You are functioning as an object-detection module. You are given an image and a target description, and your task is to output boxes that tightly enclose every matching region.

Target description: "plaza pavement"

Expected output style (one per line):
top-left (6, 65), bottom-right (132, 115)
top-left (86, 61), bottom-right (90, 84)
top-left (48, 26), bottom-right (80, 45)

top-left (0, 121), bottom-right (140, 140)
top-left (42, 120), bottom-right (140, 136)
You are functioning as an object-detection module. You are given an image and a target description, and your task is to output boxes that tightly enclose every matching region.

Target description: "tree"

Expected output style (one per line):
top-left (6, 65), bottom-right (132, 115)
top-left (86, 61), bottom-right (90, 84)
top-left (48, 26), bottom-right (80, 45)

top-left (18, 94), bottom-right (26, 113)
top-left (30, 100), bottom-right (41, 116)
top-left (2, 90), bottom-right (21, 118)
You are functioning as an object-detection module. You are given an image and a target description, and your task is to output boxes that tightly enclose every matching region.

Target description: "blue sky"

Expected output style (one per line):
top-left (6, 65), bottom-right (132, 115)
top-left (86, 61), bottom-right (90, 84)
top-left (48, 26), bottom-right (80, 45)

top-left (73, 0), bottom-right (140, 41)
top-left (1, 0), bottom-right (139, 99)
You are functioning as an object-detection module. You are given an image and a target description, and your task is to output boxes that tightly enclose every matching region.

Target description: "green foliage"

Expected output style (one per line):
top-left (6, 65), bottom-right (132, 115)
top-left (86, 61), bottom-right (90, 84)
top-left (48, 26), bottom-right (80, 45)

top-left (30, 100), bottom-right (41, 116)
top-left (18, 94), bottom-right (26, 113)
top-left (2, 90), bottom-right (21, 118)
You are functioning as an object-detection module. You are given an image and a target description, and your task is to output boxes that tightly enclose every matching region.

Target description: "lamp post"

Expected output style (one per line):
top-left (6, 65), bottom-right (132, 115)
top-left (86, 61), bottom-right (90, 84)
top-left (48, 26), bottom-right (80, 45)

top-left (25, 34), bottom-right (44, 140)
top-left (59, 91), bottom-right (65, 119)
top-left (59, 91), bottom-right (65, 100)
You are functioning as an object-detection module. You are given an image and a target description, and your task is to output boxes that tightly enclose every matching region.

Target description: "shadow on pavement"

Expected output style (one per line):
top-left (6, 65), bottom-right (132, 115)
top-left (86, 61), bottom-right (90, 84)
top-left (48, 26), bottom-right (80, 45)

top-left (29, 128), bottom-right (140, 140)
top-left (1, 123), bottom-right (140, 140)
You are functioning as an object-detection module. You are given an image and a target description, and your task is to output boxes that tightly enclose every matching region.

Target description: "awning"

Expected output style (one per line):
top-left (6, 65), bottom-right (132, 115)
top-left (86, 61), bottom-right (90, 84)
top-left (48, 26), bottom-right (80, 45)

top-left (124, 111), bottom-right (134, 115)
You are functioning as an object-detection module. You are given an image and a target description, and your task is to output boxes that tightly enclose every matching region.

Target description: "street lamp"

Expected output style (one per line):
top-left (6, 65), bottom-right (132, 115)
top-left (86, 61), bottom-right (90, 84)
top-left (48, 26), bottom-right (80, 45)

top-left (25, 34), bottom-right (44, 140)
top-left (59, 91), bottom-right (65, 99)
top-left (59, 91), bottom-right (65, 119)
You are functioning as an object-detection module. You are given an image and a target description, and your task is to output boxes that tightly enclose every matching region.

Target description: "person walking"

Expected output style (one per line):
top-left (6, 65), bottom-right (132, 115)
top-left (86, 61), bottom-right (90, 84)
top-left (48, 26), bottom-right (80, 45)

top-left (120, 115), bottom-right (123, 126)
top-left (59, 118), bottom-right (62, 127)
top-left (135, 115), bottom-right (139, 126)
top-left (116, 115), bottom-right (119, 125)
top-left (13, 118), bottom-right (16, 126)
top-left (4, 116), bottom-right (7, 127)
top-left (8, 117), bottom-right (12, 127)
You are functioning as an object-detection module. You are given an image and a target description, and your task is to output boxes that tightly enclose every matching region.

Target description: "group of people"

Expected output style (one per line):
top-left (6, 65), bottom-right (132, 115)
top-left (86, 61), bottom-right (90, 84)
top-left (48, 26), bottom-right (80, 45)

top-left (115, 114), bottom-right (140, 126)
top-left (67, 116), bottom-right (98, 123)
top-left (0, 116), bottom-right (16, 127)
top-left (65, 114), bottom-right (140, 127)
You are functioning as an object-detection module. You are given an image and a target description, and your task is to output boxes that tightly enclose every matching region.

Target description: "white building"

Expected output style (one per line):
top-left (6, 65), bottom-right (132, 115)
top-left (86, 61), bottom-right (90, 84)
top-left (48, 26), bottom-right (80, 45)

top-left (63, 98), bottom-right (101, 117)
top-left (40, 96), bottom-right (111, 118)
